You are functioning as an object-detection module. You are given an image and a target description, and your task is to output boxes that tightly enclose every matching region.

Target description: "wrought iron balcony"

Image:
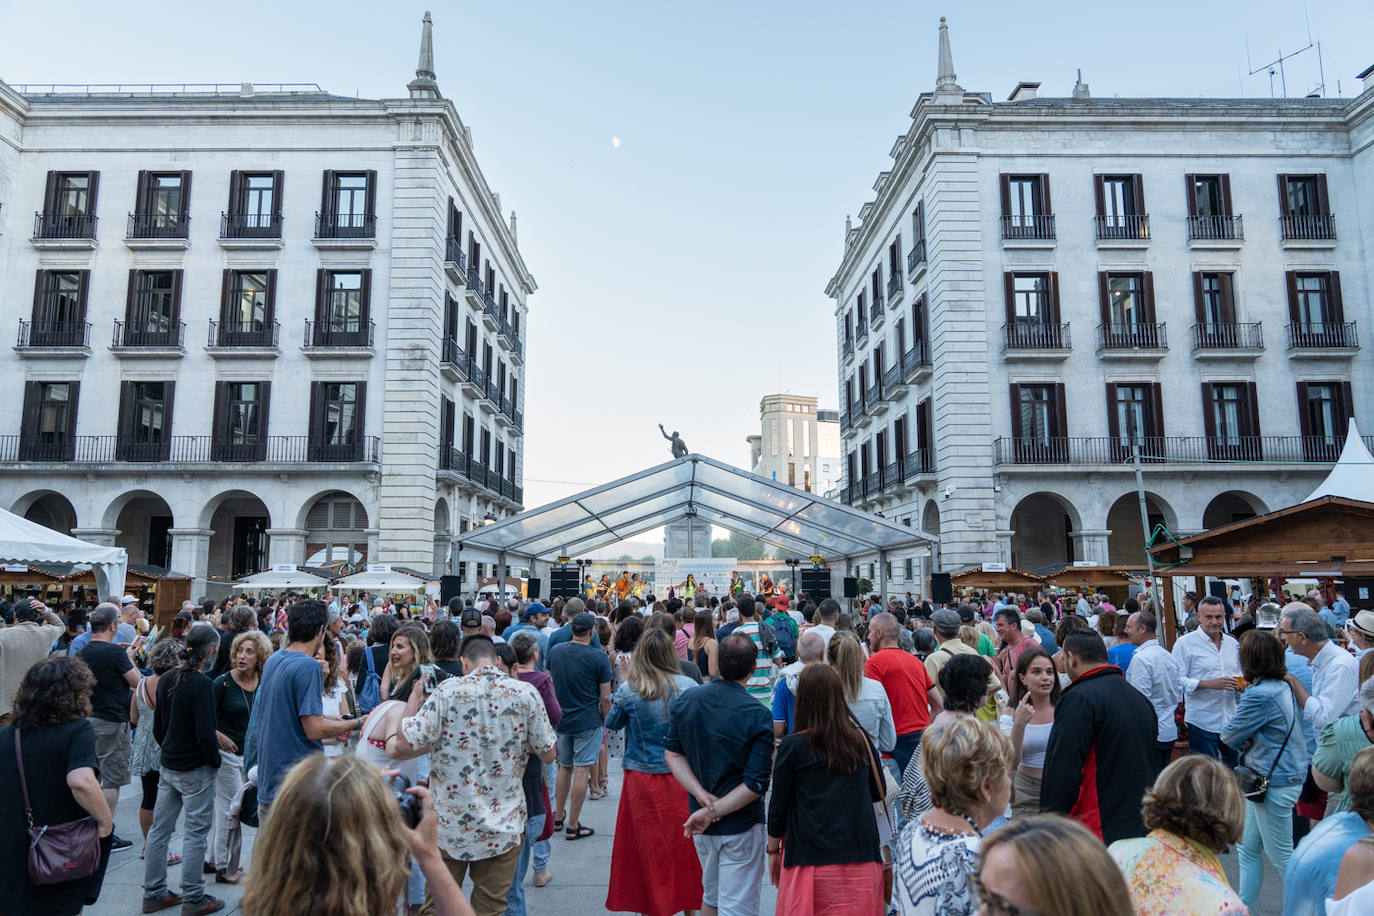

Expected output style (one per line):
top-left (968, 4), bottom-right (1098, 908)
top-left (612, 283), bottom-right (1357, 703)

top-left (442, 338), bottom-right (468, 376)
top-left (901, 343), bottom-right (931, 381)
top-left (1097, 322), bottom-right (1166, 350)
top-left (314, 211), bottom-right (375, 239)
top-left (304, 318), bottom-right (374, 349)
top-left (1001, 214), bottom-right (1055, 240)
top-left (127, 212), bottom-right (189, 239)
top-left (466, 264), bottom-right (484, 296)
top-left (112, 319), bottom-right (185, 349)
top-left (855, 319), bottom-right (868, 347)
top-left (209, 319), bottom-right (280, 349)
top-left (0, 434), bottom-right (381, 465)
top-left (907, 239), bottom-right (926, 275)
top-left (881, 362), bottom-right (901, 394)
top-left (445, 237), bottom-right (466, 270)
top-left (1003, 322), bottom-right (1069, 350)
top-left (1280, 214), bottom-right (1335, 241)
top-left (221, 211), bottom-right (282, 238)
top-left (886, 273), bottom-right (903, 300)
top-left (1192, 322), bottom-right (1263, 350)
top-left (17, 319), bottom-right (90, 349)
top-left (1286, 321), bottom-right (1357, 350)
top-left (1094, 213), bottom-right (1149, 241)
top-left (1187, 214), bottom-right (1243, 241)
top-left (34, 211), bottom-right (97, 239)
top-left (992, 435), bottom-right (1374, 467)
top-left (904, 448), bottom-right (934, 479)
top-left (841, 338), bottom-right (854, 361)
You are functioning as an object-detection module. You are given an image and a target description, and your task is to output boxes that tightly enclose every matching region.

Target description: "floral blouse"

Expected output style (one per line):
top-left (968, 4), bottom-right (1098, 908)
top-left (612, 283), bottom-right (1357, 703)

top-left (401, 665), bottom-right (556, 861)
top-left (1109, 829), bottom-right (1248, 916)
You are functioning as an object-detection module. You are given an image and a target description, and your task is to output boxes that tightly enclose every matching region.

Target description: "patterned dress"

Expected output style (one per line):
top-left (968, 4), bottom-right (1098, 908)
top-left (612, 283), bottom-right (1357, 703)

top-left (892, 818), bottom-right (980, 916)
top-left (1109, 829), bottom-right (1248, 916)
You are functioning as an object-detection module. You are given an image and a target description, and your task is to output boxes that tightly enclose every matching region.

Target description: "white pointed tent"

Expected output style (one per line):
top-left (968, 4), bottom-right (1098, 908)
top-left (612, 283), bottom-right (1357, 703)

top-left (0, 505), bottom-right (127, 599)
top-left (1303, 419), bottom-right (1374, 503)
top-left (455, 454), bottom-right (936, 596)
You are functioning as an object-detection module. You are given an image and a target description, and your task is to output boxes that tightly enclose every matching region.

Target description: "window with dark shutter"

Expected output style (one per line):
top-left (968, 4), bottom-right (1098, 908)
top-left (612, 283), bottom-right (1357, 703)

top-left (123, 269), bottom-right (182, 347)
top-left (319, 171), bottom-right (374, 237)
top-left (213, 380), bottom-right (270, 461)
top-left (225, 171), bottom-right (282, 237)
top-left (310, 381), bottom-right (364, 461)
top-left (38, 171), bottom-right (99, 238)
top-left (117, 381), bottom-right (174, 461)
top-left (219, 270), bottom-right (276, 347)
top-left (28, 270), bottom-right (89, 347)
top-left (1095, 174), bottom-right (1147, 239)
top-left (19, 380), bottom-right (79, 461)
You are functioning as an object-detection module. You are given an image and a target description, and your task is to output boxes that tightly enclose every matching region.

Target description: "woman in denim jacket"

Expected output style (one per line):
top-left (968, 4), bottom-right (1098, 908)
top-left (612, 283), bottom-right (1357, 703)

top-left (1221, 629), bottom-right (1308, 912)
top-left (604, 628), bottom-right (701, 915)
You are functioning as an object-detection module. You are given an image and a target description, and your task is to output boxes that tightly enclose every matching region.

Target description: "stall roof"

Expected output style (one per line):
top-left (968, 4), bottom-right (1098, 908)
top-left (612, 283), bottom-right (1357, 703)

top-left (950, 566), bottom-right (1045, 589)
top-left (455, 454), bottom-right (934, 564)
top-left (1039, 565), bottom-right (1147, 588)
top-left (0, 506), bottom-right (127, 599)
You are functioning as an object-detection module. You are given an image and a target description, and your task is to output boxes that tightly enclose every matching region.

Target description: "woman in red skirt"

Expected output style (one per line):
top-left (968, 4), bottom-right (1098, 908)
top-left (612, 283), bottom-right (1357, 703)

top-left (768, 664), bottom-right (886, 915)
top-left (604, 628), bottom-right (703, 915)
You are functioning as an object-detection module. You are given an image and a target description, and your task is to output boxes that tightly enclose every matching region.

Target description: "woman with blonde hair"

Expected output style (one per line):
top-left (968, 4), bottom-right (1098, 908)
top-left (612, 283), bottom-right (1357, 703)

top-left (1108, 755), bottom-right (1247, 915)
top-left (381, 624), bottom-right (433, 703)
top-left (979, 814), bottom-right (1135, 916)
top-left (827, 632), bottom-right (895, 753)
top-left (241, 754), bottom-right (472, 916)
top-left (207, 630), bottom-right (270, 883)
top-left (604, 628), bottom-right (701, 915)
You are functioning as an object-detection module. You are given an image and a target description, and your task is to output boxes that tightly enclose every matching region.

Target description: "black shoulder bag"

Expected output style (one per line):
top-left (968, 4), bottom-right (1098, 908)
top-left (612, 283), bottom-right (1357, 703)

top-left (1233, 684), bottom-right (1297, 803)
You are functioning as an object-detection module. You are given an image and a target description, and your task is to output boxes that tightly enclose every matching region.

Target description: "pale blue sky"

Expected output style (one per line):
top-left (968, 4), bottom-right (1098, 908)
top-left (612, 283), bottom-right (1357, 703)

top-left (3, 1), bottom-right (1371, 518)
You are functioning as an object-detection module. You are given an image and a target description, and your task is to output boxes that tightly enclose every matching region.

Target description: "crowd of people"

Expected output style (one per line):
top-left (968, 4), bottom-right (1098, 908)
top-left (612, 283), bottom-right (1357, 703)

top-left (0, 580), bottom-right (1371, 915)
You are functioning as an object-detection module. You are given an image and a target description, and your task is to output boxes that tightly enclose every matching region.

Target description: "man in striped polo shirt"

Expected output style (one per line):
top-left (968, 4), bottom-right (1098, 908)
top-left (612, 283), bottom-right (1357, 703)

top-left (731, 595), bottom-right (782, 705)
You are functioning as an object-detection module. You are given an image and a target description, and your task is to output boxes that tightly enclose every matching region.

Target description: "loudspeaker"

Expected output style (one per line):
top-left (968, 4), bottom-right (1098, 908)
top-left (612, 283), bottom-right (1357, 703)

top-left (1208, 580), bottom-right (1230, 602)
top-left (439, 575), bottom-right (462, 605)
top-left (800, 568), bottom-right (831, 600)
top-left (842, 577), bottom-right (859, 598)
top-left (549, 568), bottom-right (581, 599)
top-left (526, 577), bottom-right (542, 600)
top-left (931, 572), bottom-right (953, 605)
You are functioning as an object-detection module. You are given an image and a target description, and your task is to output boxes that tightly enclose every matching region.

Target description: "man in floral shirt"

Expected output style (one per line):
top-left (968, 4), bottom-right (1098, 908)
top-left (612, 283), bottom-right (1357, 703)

top-left (390, 634), bottom-right (557, 916)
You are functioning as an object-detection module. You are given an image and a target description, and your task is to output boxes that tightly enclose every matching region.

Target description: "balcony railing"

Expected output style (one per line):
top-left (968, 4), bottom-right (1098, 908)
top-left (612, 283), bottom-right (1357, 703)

top-left (1187, 214), bottom-right (1243, 241)
top-left (904, 448), bottom-right (934, 479)
top-left (435, 446), bottom-right (521, 501)
top-left (841, 338), bottom-right (854, 360)
top-left (1192, 322), bottom-right (1263, 350)
top-left (466, 265), bottom-right (485, 297)
top-left (33, 211), bottom-right (97, 239)
top-left (0, 434), bottom-right (381, 464)
top-left (304, 318), bottom-right (374, 348)
top-left (1287, 321), bottom-right (1357, 349)
top-left (314, 211), bottom-right (375, 239)
top-left (16, 437), bottom-right (75, 462)
top-left (863, 385), bottom-right (882, 412)
top-left (112, 318), bottom-right (185, 349)
top-left (209, 319), bottom-right (280, 349)
top-left (442, 337), bottom-right (467, 374)
top-left (444, 237), bottom-right (466, 270)
top-left (1098, 322), bottom-right (1166, 350)
top-left (881, 362), bottom-right (901, 394)
top-left (221, 211), bottom-right (283, 238)
top-left (992, 435), bottom-right (1374, 467)
top-left (855, 319), bottom-right (868, 345)
top-left (1094, 213), bottom-right (1149, 240)
top-left (18, 319), bottom-right (90, 349)
top-left (839, 408), bottom-right (850, 431)
top-left (127, 212), bottom-right (189, 239)
top-left (901, 343), bottom-right (930, 380)
top-left (886, 273), bottom-right (903, 300)
top-left (907, 239), bottom-right (926, 273)
top-left (1280, 213), bottom-right (1336, 241)
top-left (1003, 322), bottom-right (1069, 350)
top-left (1001, 214), bottom-right (1056, 240)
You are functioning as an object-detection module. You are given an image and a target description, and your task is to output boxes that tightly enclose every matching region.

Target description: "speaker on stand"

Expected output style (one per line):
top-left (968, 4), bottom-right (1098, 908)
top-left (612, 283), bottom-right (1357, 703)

top-left (930, 572), bottom-right (953, 606)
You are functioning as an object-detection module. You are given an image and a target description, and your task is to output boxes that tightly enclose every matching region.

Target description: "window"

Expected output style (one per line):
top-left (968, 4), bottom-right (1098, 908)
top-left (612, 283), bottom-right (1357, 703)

top-left (1003, 272), bottom-right (1062, 347)
top-left (844, 310), bottom-right (853, 344)
top-left (446, 198), bottom-right (464, 265)
top-left (857, 291), bottom-right (867, 333)
top-left (319, 170), bottom-right (377, 237)
top-left (468, 234), bottom-right (482, 285)
top-left (1278, 174), bottom-right (1334, 240)
top-left (1286, 271), bottom-right (1348, 347)
top-left (38, 171), bottom-right (99, 238)
top-left (507, 447), bottom-right (517, 482)
top-left (1202, 382), bottom-right (1261, 460)
top-left (999, 174), bottom-right (1053, 238)
top-left (123, 269), bottom-right (182, 347)
top-left (1106, 382), bottom-right (1164, 461)
top-left (1094, 174), bottom-right (1147, 239)
top-left (1097, 272), bottom-right (1159, 348)
top-left (218, 270), bottom-right (277, 346)
top-left (480, 427), bottom-right (492, 467)
top-left (29, 270), bottom-right (89, 346)
top-left (911, 296), bottom-right (929, 361)
top-left (509, 376), bottom-right (519, 412)
top-left (1009, 383), bottom-right (1067, 462)
top-left (312, 269), bottom-right (371, 346)
top-left (309, 382), bottom-right (365, 461)
top-left (443, 294), bottom-right (461, 362)
top-left (908, 201), bottom-right (926, 270)
top-left (225, 171), bottom-right (283, 237)
top-left (916, 398), bottom-right (934, 471)
top-left (1185, 174), bottom-right (1236, 239)
top-left (132, 171), bottom-right (191, 238)
top-left (117, 381), bottom-right (175, 461)
top-left (19, 381), bottom-right (79, 461)
top-left (494, 445), bottom-right (504, 480)
top-left (1191, 272), bottom-right (1247, 348)
top-left (439, 397), bottom-right (456, 468)
top-left (485, 263), bottom-right (496, 300)
top-left (213, 381), bottom-right (270, 461)
top-left (462, 412), bottom-right (475, 458)
top-left (1297, 381), bottom-right (1353, 461)
top-left (870, 268), bottom-right (882, 318)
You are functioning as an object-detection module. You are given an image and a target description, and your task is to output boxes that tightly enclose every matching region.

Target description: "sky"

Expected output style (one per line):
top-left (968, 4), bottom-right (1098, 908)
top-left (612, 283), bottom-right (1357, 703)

top-left (3, 0), bottom-right (1371, 552)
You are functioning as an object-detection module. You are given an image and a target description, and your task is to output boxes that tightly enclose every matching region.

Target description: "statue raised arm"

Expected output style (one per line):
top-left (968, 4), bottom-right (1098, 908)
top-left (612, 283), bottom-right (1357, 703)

top-left (659, 424), bottom-right (688, 458)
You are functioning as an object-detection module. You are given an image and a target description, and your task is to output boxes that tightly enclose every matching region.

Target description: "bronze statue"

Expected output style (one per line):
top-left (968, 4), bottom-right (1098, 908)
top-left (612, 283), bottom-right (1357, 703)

top-left (659, 424), bottom-right (688, 459)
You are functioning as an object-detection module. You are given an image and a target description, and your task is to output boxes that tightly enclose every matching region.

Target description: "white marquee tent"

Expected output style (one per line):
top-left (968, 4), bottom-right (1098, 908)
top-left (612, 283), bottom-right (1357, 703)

top-left (231, 568), bottom-right (335, 592)
top-left (1303, 419), bottom-right (1374, 504)
top-left (0, 506), bottom-right (127, 599)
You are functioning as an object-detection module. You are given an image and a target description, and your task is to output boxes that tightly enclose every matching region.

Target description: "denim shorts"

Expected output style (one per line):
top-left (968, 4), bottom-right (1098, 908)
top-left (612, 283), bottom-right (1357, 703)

top-left (556, 726), bottom-right (602, 767)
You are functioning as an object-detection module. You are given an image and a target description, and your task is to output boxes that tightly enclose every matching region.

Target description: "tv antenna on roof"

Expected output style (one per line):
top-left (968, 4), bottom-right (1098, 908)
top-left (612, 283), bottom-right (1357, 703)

top-left (1244, 0), bottom-right (1326, 98)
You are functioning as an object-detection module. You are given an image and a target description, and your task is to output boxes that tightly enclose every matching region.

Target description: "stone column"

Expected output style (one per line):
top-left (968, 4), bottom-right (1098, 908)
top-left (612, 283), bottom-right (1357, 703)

top-left (1069, 530), bottom-right (1111, 565)
top-left (432, 535), bottom-right (451, 576)
top-left (167, 528), bottom-right (214, 596)
top-left (266, 528), bottom-right (308, 568)
top-left (994, 530), bottom-right (1014, 566)
top-left (70, 527), bottom-right (120, 547)
top-left (366, 528), bottom-right (381, 564)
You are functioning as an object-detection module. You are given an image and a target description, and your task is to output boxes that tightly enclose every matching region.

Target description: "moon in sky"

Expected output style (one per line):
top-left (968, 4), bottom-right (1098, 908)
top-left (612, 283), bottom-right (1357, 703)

top-left (611, 137), bottom-right (621, 149)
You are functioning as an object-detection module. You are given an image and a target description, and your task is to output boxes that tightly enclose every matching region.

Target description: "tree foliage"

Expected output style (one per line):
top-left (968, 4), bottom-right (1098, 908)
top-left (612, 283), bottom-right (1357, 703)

top-left (710, 529), bottom-right (774, 560)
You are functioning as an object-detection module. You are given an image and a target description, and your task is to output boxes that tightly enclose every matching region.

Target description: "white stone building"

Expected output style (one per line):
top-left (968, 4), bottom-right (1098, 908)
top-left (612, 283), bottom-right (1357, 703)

top-left (828, 18), bottom-right (1373, 589)
top-left (0, 14), bottom-right (533, 593)
top-left (745, 393), bottom-right (841, 496)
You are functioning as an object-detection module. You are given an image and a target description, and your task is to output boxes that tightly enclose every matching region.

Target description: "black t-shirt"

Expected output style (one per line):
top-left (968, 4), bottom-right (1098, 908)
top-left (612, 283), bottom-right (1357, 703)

top-left (434, 659), bottom-right (463, 678)
top-left (353, 645), bottom-right (388, 695)
top-left (155, 670), bottom-right (221, 772)
top-left (80, 639), bottom-right (133, 723)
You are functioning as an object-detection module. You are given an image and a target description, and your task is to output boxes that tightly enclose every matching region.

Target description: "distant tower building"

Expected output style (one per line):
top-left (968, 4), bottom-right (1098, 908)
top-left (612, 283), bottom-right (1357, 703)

top-left (748, 394), bottom-right (841, 495)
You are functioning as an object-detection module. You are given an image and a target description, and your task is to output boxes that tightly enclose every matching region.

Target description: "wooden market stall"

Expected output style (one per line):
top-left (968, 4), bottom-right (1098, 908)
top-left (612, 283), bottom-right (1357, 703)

top-left (1040, 565), bottom-right (1147, 608)
top-left (0, 562), bottom-right (191, 627)
top-left (951, 565), bottom-right (1045, 593)
top-left (1148, 496), bottom-right (1374, 647)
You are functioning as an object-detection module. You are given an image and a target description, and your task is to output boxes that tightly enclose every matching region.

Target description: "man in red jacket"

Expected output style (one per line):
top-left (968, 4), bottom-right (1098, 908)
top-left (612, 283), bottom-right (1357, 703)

top-left (1040, 628), bottom-right (1157, 844)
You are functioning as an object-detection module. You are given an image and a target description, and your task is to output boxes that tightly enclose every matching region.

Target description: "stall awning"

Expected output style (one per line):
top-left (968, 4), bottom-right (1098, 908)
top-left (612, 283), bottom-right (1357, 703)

top-left (0, 506), bottom-right (127, 599)
top-left (454, 454), bottom-right (934, 565)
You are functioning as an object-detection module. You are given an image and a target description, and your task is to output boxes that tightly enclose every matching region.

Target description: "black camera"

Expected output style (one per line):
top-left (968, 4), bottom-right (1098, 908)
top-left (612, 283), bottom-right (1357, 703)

top-left (390, 773), bottom-right (422, 829)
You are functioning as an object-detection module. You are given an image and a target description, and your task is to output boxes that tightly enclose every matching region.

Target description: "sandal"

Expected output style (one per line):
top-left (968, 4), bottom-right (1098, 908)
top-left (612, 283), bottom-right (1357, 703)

top-left (552, 815), bottom-right (565, 831)
top-left (564, 824), bottom-right (595, 841)
top-left (588, 789), bottom-right (605, 800)
top-left (215, 869), bottom-right (243, 885)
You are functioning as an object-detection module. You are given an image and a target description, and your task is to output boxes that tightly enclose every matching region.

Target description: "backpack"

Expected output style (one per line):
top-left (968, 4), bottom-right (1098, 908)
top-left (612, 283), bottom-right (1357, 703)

top-left (357, 645), bottom-right (382, 715)
top-left (769, 612), bottom-right (798, 661)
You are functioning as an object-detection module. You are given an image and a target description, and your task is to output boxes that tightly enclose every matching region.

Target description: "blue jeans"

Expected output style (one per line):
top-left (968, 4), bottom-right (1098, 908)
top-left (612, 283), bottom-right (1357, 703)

top-left (890, 730), bottom-right (923, 779)
top-left (1187, 725), bottom-right (1238, 766)
top-left (533, 762), bottom-right (555, 873)
top-left (1238, 783), bottom-right (1301, 911)
top-left (503, 813), bottom-right (547, 916)
top-left (143, 766), bottom-right (216, 906)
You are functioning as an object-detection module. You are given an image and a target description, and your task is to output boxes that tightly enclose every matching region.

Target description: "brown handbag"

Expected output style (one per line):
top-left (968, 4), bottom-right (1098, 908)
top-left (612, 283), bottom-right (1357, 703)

top-left (15, 729), bottom-right (103, 885)
top-left (864, 742), bottom-right (896, 905)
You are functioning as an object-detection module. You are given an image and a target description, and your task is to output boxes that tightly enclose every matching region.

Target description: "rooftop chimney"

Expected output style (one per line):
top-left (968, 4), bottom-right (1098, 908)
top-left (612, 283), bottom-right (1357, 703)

top-left (1072, 69), bottom-right (1091, 100)
top-left (932, 16), bottom-right (964, 102)
top-left (1008, 81), bottom-right (1040, 101)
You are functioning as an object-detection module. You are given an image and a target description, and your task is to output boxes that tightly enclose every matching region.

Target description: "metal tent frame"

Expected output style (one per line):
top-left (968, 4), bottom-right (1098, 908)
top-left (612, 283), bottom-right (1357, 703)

top-left (453, 454), bottom-right (936, 597)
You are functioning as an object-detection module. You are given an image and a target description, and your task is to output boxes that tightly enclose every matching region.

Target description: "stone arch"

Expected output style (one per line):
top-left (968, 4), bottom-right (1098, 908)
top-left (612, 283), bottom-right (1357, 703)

top-left (1010, 491), bottom-right (1081, 571)
top-left (1202, 490), bottom-right (1268, 530)
top-left (106, 490), bottom-right (175, 568)
top-left (921, 499), bottom-right (941, 537)
top-left (298, 490), bottom-right (369, 569)
top-left (14, 490), bottom-right (78, 535)
top-left (199, 490), bottom-right (273, 579)
top-left (434, 497), bottom-right (451, 537)
top-left (1106, 491), bottom-right (1178, 566)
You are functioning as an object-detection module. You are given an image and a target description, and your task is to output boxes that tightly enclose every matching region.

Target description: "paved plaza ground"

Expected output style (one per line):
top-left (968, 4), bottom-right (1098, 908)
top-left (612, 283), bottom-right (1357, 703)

top-left (88, 760), bottom-right (1286, 916)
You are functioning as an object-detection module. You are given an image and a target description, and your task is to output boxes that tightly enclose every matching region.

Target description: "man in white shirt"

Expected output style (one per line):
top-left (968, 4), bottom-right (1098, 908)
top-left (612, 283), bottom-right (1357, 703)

top-left (1171, 596), bottom-right (1241, 765)
top-left (807, 598), bottom-right (839, 653)
top-left (1282, 602), bottom-right (1359, 731)
top-left (1123, 609), bottom-right (1182, 772)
